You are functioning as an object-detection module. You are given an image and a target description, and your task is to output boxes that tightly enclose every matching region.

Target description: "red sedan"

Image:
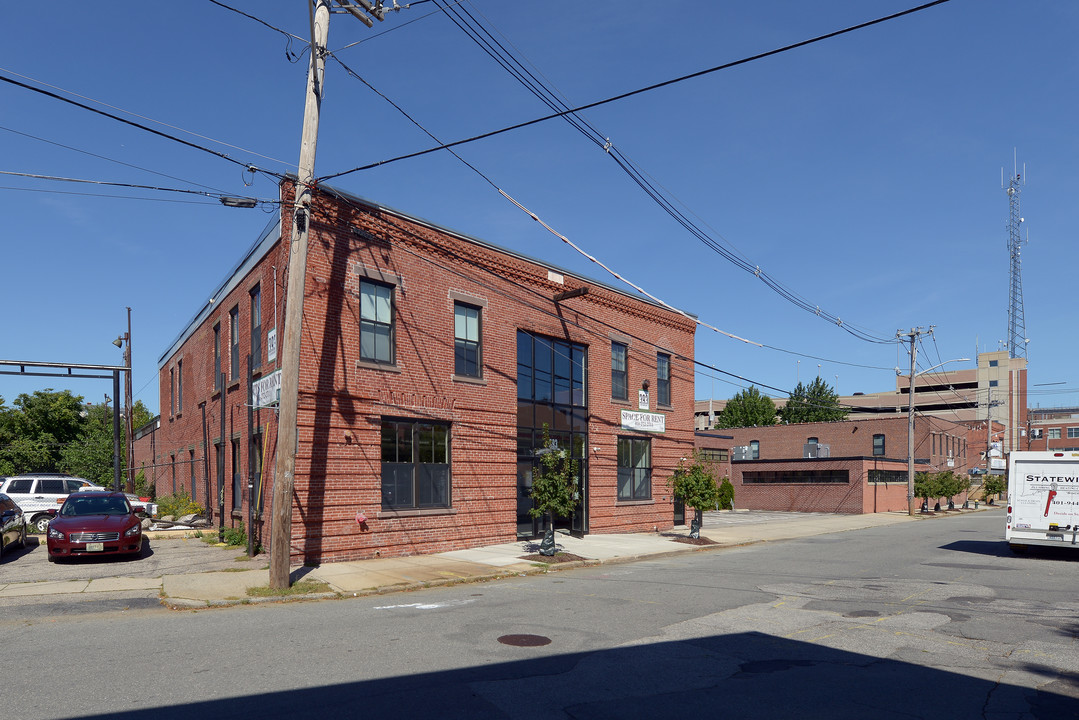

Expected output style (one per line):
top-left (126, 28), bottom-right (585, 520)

top-left (47, 491), bottom-right (143, 562)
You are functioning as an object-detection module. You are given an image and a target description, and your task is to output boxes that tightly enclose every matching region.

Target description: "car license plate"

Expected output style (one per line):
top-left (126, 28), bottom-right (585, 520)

top-left (86, 542), bottom-right (104, 552)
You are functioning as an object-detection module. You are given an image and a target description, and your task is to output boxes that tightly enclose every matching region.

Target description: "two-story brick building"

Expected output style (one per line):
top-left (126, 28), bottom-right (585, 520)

top-left (151, 181), bottom-right (696, 563)
top-left (695, 415), bottom-right (978, 513)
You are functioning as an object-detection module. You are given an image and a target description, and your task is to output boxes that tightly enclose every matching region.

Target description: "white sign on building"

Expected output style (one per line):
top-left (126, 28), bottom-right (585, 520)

top-left (621, 409), bottom-right (665, 433)
top-left (266, 327), bottom-right (278, 363)
top-left (252, 368), bottom-right (282, 408)
top-left (638, 389), bottom-right (650, 410)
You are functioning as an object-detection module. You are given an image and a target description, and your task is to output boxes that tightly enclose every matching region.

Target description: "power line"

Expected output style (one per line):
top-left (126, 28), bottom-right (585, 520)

top-left (0, 185), bottom-right (226, 205)
top-left (318, 0), bottom-right (952, 183)
top-left (0, 170), bottom-right (273, 206)
top-left (0, 124), bottom-right (237, 196)
top-left (207, 0), bottom-right (306, 62)
top-left (0, 68), bottom-right (292, 173)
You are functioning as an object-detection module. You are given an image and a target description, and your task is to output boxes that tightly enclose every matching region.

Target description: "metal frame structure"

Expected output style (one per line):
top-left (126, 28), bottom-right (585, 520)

top-left (0, 359), bottom-right (128, 490)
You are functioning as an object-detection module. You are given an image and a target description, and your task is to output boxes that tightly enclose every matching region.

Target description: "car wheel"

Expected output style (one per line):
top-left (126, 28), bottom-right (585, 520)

top-left (33, 514), bottom-right (51, 533)
top-left (17, 522), bottom-right (27, 549)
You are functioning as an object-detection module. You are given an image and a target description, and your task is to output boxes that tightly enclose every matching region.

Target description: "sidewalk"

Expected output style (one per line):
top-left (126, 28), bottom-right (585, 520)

top-left (1, 507), bottom-right (1000, 609)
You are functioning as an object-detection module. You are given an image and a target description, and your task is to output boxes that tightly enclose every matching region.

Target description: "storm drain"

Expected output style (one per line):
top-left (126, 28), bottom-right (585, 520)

top-left (498, 634), bottom-right (552, 647)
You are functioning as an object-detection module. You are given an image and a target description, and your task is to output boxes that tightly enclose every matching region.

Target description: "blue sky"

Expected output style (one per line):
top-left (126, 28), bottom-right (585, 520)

top-left (2, 0), bottom-right (1077, 416)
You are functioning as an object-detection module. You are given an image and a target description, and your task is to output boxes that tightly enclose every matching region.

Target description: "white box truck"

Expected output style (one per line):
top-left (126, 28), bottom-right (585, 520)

top-left (1006, 451), bottom-right (1079, 549)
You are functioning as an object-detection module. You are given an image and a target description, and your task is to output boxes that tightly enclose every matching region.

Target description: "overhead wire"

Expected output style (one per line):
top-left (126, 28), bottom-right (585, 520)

top-left (0, 68), bottom-right (292, 174)
top-left (0, 124), bottom-right (238, 196)
top-left (0, 170), bottom-right (275, 207)
top-left (323, 0), bottom-right (948, 343)
top-left (318, 0), bottom-right (953, 184)
top-left (0, 185), bottom-right (225, 205)
top-left (207, 0), bottom-right (305, 62)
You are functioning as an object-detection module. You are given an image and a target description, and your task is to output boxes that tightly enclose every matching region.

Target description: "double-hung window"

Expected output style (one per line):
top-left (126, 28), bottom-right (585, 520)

top-left (361, 280), bottom-right (394, 364)
top-left (657, 353), bottom-right (671, 406)
top-left (229, 305), bottom-right (240, 380)
top-left (873, 434), bottom-right (885, 456)
top-left (213, 323), bottom-right (222, 391)
top-left (381, 420), bottom-right (451, 509)
top-left (617, 437), bottom-right (651, 501)
top-left (454, 302), bottom-right (481, 377)
top-left (176, 359), bottom-right (183, 413)
top-left (611, 342), bottom-right (628, 400)
top-left (250, 284), bottom-right (262, 370)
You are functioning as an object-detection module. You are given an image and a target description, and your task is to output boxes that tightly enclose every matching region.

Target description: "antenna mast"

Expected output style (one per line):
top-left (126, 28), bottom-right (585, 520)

top-left (1004, 150), bottom-right (1028, 360)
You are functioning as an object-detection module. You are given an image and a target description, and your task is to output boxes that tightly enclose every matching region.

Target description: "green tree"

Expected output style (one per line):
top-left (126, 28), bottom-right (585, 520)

top-left (982, 476), bottom-right (1006, 502)
top-left (779, 377), bottom-right (849, 424)
top-left (667, 451), bottom-right (732, 538)
top-left (0, 389), bottom-right (87, 474)
top-left (59, 402), bottom-right (116, 486)
top-left (529, 426), bottom-right (580, 555)
top-left (714, 386), bottom-right (777, 429)
top-left (914, 471), bottom-right (942, 509)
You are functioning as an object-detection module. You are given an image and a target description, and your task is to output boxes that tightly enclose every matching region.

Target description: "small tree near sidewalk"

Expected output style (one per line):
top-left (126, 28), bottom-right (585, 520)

top-left (528, 426), bottom-right (580, 556)
top-left (667, 451), bottom-right (731, 539)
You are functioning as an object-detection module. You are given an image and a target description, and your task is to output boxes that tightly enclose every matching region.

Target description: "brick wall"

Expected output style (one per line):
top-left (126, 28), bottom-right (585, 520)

top-left (154, 182), bottom-right (695, 563)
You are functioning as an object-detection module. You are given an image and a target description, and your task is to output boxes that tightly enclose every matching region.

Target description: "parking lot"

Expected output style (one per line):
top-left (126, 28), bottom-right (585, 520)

top-left (0, 532), bottom-right (267, 585)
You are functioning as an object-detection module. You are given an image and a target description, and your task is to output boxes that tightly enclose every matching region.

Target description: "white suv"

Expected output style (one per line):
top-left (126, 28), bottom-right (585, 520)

top-left (0, 474), bottom-right (103, 532)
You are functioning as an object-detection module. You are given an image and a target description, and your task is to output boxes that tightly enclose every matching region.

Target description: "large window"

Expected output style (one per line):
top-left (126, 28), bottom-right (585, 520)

top-left (1069, 428), bottom-right (1079, 439)
top-left (611, 342), bottom-right (628, 400)
top-left (657, 353), bottom-right (671, 406)
top-left (1049, 428), bottom-right (1062, 440)
top-left (229, 305), bottom-right (240, 380)
top-left (869, 470), bottom-right (907, 484)
top-left (213, 323), bottom-right (222, 391)
top-left (454, 302), bottom-right (481, 377)
top-left (517, 331), bottom-right (588, 535)
top-left (873, 434), bottom-right (885, 456)
top-left (744, 469), bottom-right (849, 484)
top-left (617, 437), bottom-right (651, 501)
top-left (250, 284), bottom-right (262, 369)
top-left (700, 448), bottom-right (729, 463)
top-left (381, 420), bottom-right (450, 509)
top-left (361, 281), bottom-right (394, 364)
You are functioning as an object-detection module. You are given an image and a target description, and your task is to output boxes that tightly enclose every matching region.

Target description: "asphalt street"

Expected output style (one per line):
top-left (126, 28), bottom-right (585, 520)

top-left (4, 510), bottom-right (1078, 719)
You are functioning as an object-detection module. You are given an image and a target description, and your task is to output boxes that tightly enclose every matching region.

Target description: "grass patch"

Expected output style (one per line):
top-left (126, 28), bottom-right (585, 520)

top-left (246, 579), bottom-right (332, 597)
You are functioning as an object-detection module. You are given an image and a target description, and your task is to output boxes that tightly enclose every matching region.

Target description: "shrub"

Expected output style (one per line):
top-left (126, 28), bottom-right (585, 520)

top-left (222, 520), bottom-right (246, 547)
top-left (156, 490), bottom-right (205, 518)
top-left (133, 469), bottom-right (155, 500)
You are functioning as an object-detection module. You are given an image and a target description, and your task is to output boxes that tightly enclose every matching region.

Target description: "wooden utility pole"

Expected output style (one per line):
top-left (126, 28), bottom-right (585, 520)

top-left (268, 0), bottom-right (388, 590)
top-left (124, 307), bottom-right (134, 493)
top-left (269, 0), bottom-right (329, 590)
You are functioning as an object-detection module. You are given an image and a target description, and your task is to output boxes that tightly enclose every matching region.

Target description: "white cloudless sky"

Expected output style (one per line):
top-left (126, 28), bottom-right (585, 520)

top-left (2, 0), bottom-right (1076, 416)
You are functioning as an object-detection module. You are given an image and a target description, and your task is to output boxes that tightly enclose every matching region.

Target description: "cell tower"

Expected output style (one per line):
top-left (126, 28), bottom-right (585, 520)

top-left (1004, 152), bottom-right (1028, 359)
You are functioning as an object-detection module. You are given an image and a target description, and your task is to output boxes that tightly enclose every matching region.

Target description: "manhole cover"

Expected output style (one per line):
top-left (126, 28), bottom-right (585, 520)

top-left (498, 634), bottom-right (552, 647)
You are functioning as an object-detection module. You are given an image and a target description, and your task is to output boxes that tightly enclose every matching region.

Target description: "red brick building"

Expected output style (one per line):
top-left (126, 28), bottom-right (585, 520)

top-left (695, 415), bottom-right (979, 513)
top-left (151, 181), bottom-right (696, 563)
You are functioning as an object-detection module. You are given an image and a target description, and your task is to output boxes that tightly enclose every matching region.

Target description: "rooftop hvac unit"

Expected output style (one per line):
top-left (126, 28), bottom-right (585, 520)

top-left (803, 443), bottom-right (830, 458)
top-left (732, 446), bottom-right (752, 461)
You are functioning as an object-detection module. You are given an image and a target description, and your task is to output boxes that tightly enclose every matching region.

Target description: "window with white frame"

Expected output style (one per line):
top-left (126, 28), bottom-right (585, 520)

top-left (1049, 428), bottom-right (1061, 440)
top-left (361, 280), bottom-right (394, 364)
top-left (454, 302), bottom-right (481, 377)
top-left (657, 353), bottom-right (671, 406)
top-left (611, 342), bottom-right (628, 401)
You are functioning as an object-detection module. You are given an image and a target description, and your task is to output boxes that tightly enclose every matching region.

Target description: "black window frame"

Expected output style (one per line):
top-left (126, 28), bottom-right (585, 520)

top-left (617, 436), bottom-right (652, 501)
top-left (229, 305), bottom-right (240, 381)
top-left (381, 419), bottom-right (451, 510)
top-left (176, 359), bottom-right (183, 414)
top-left (250, 284), bottom-right (262, 370)
top-left (360, 280), bottom-right (395, 365)
top-left (213, 323), bottom-right (222, 391)
top-left (657, 352), bottom-right (671, 406)
top-left (453, 301), bottom-right (482, 378)
top-left (750, 440), bottom-right (760, 460)
top-left (611, 342), bottom-right (628, 401)
top-left (873, 434), bottom-right (885, 456)
top-left (231, 437), bottom-right (242, 510)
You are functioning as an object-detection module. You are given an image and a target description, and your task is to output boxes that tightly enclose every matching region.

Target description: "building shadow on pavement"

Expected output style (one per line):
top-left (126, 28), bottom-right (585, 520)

top-left (66, 631), bottom-right (1078, 720)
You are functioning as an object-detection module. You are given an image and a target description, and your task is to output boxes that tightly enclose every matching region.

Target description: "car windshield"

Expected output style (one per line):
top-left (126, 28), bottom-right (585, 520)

top-left (61, 495), bottom-right (130, 517)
